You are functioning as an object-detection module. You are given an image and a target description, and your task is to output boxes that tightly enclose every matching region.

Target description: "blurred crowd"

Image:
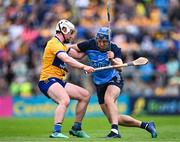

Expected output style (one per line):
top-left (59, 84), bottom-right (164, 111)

top-left (0, 0), bottom-right (179, 97)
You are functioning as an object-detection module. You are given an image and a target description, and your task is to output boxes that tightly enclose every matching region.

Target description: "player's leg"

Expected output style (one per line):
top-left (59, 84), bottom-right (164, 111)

top-left (114, 100), bottom-right (142, 127)
top-left (100, 100), bottom-right (157, 138)
top-left (38, 79), bottom-right (70, 138)
top-left (118, 111), bottom-right (157, 138)
top-left (48, 83), bottom-right (70, 138)
top-left (65, 83), bottom-right (90, 138)
top-left (104, 85), bottom-right (121, 138)
top-left (101, 103), bottom-right (141, 126)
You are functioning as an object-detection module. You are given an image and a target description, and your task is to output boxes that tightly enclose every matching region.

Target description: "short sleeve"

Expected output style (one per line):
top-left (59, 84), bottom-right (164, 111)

top-left (111, 44), bottom-right (122, 59)
top-left (77, 40), bottom-right (92, 52)
top-left (49, 42), bottom-right (66, 56)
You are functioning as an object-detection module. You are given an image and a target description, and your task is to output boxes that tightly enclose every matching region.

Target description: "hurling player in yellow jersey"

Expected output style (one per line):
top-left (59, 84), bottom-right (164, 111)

top-left (38, 19), bottom-right (95, 138)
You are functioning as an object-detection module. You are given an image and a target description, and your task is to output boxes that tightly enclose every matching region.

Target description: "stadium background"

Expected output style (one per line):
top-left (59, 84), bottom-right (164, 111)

top-left (0, 0), bottom-right (180, 116)
top-left (0, 0), bottom-right (179, 141)
top-left (0, 0), bottom-right (180, 142)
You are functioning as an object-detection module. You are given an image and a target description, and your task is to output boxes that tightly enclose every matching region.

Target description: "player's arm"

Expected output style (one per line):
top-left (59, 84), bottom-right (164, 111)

top-left (67, 44), bottom-right (81, 52)
top-left (67, 47), bottom-right (86, 59)
top-left (111, 58), bottom-right (123, 65)
top-left (66, 40), bottom-right (90, 59)
top-left (110, 57), bottom-right (123, 72)
top-left (67, 40), bottom-right (90, 54)
top-left (107, 46), bottom-right (123, 71)
top-left (57, 52), bottom-right (94, 73)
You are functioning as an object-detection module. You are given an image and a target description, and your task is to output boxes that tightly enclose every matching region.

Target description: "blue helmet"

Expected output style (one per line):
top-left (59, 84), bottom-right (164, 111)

top-left (96, 27), bottom-right (110, 41)
top-left (96, 27), bottom-right (111, 51)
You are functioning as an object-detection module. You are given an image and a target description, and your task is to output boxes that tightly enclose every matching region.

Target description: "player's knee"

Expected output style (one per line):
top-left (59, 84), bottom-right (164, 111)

top-left (58, 97), bottom-right (70, 107)
top-left (64, 97), bottom-right (70, 106)
top-left (104, 96), bottom-right (113, 105)
top-left (81, 90), bottom-right (91, 102)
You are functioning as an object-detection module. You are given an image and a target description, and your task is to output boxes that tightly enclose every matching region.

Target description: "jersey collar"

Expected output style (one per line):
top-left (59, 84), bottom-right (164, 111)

top-left (54, 36), bottom-right (64, 45)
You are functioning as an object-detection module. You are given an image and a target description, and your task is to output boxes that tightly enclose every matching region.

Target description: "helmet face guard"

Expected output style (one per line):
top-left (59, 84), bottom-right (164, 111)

top-left (96, 27), bottom-right (111, 51)
top-left (56, 19), bottom-right (76, 43)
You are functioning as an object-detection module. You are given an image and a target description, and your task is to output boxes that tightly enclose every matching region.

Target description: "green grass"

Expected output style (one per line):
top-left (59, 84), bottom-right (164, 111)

top-left (0, 116), bottom-right (180, 142)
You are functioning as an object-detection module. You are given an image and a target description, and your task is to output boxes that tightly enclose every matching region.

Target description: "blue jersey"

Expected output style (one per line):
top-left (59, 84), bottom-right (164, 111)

top-left (77, 38), bottom-right (122, 85)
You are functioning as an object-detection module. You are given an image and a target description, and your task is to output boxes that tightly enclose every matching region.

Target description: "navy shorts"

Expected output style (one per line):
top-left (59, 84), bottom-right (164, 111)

top-left (95, 73), bottom-right (124, 104)
top-left (38, 77), bottom-right (66, 98)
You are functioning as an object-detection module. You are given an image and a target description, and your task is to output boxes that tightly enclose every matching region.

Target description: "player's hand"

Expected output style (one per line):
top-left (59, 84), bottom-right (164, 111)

top-left (116, 66), bottom-right (123, 72)
top-left (112, 58), bottom-right (124, 72)
top-left (83, 65), bottom-right (95, 74)
top-left (116, 62), bottom-right (123, 72)
top-left (107, 51), bottom-right (114, 60)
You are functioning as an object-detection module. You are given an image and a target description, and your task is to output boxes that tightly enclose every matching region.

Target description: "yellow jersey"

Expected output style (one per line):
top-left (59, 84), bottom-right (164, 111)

top-left (39, 36), bottom-right (68, 81)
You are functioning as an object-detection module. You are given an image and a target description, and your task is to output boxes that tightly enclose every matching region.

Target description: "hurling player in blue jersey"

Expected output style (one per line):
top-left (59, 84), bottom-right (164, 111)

top-left (68, 27), bottom-right (157, 138)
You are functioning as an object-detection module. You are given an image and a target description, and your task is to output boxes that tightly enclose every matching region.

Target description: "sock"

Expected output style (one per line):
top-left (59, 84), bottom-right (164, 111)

top-left (54, 122), bottom-right (62, 133)
top-left (140, 122), bottom-right (149, 129)
top-left (72, 122), bottom-right (82, 131)
top-left (111, 124), bottom-right (119, 134)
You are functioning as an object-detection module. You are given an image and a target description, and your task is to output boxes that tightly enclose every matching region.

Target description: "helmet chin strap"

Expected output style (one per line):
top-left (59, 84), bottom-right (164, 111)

top-left (61, 32), bottom-right (67, 42)
top-left (58, 24), bottom-right (70, 43)
top-left (61, 32), bottom-right (70, 44)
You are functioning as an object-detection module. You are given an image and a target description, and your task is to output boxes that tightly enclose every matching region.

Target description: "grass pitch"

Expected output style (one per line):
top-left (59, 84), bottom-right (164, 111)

top-left (0, 116), bottom-right (179, 142)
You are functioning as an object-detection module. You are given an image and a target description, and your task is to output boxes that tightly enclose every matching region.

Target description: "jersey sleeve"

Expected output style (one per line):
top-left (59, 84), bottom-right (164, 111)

top-left (50, 42), bottom-right (66, 56)
top-left (77, 40), bottom-right (91, 52)
top-left (111, 44), bottom-right (122, 59)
